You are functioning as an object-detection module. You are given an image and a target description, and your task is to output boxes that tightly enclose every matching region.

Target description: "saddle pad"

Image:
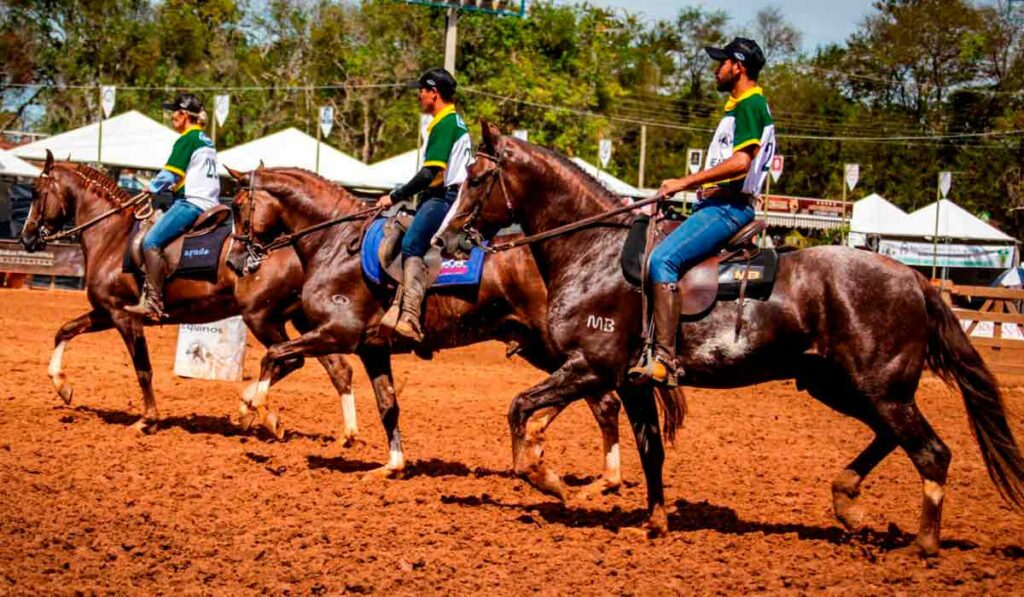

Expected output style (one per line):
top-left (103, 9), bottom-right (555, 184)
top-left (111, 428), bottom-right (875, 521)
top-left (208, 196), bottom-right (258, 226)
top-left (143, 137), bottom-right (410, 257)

top-left (361, 218), bottom-right (486, 287)
top-left (123, 218), bottom-right (232, 282)
top-left (620, 216), bottom-right (779, 301)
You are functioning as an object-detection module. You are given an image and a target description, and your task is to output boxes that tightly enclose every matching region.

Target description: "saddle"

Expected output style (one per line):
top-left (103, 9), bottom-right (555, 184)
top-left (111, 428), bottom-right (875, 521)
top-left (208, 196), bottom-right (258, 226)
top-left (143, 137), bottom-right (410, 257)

top-left (125, 204), bottom-right (232, 281)
top-left (621, 217), bottom-right (779, 316)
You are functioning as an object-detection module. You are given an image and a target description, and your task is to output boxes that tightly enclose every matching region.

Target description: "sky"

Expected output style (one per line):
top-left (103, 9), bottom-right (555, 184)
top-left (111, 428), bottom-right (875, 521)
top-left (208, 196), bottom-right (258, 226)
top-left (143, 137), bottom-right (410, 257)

top-left (583, 0), bottom-right (874, 53)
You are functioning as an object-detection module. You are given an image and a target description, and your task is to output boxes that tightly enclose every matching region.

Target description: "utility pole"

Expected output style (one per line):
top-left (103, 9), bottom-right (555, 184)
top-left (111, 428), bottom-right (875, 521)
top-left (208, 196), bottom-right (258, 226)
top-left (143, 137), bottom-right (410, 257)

top-left (444, 6), bottom-right (458, 74)
top-left (638, 125), bottom-right (647, 189)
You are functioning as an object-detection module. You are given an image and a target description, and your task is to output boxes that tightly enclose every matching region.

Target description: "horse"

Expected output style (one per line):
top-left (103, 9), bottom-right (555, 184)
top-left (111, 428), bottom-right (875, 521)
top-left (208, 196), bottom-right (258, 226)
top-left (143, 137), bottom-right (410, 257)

top-left (433, 121), bottom-right (1024, 556)
top-left (19, 151), bottom-right (359, 442)
top-left (222, 165), bottom-right (627, 489)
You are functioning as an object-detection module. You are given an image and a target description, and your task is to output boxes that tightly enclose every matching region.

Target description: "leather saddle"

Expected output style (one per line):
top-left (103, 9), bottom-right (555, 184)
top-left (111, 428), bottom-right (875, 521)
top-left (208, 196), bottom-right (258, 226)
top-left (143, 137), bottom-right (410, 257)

top-left (676, 220), bottom-right (767, 315)
top-left (377, 208), bottom-right (444, 284)
top-left (129, 204), bottom-right (231, 275)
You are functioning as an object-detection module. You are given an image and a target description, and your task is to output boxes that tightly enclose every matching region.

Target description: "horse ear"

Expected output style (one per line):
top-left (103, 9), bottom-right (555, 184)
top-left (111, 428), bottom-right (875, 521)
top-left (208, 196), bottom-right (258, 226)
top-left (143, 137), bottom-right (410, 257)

top-left (44, 149), bottom-right (54, 173)
top-left (257, 160), bottom-right (266, 171)
top-left (480, 120), bottom-right (502, 155)
top-left (225, 166), bottom-right (245, 181)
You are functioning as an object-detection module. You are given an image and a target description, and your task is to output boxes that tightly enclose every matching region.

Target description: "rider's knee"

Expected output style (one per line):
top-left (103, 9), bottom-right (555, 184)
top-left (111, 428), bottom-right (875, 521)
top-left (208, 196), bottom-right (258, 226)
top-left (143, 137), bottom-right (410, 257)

top-left (647, 249), bottom-right (677, 284)
top-left (141, 233), bottom-right (161, 251)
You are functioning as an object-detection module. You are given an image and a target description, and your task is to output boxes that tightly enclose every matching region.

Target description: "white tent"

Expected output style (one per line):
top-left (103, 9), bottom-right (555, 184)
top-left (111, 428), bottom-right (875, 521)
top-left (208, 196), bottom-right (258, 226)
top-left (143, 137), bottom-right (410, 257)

top-left (218, 128), bottom-right (389, 190)
top-left (904, 199), bottom-right (1015, 242)
top-left (367, 149), bottom-right (419, 189)
top-left (849, 193), bottom-right (911, 236)
top-left (11, 110), bottom-right (178, 171)
top-left (0, 149), bottom-right (41, 178)
top-left (571, 157), bottom-right (644, 197)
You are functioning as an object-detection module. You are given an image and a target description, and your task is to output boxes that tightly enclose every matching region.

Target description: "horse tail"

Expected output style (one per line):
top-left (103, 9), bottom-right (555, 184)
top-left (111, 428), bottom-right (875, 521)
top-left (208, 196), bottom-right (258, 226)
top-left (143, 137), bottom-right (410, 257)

top-left (654, 385), bottom-right (686, 444)
top-left (920, 277), bottom-right (1024, 510)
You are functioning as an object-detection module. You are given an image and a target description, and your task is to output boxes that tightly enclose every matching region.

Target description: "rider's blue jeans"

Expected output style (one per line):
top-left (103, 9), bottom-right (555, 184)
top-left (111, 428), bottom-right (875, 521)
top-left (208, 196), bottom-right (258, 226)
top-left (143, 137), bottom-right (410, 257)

top-left (648, 196), bottom-right (755, 284)
top-left (402, 188), bottom-right (458, 259)
top-left (143, 200), bottom-right (204, 251)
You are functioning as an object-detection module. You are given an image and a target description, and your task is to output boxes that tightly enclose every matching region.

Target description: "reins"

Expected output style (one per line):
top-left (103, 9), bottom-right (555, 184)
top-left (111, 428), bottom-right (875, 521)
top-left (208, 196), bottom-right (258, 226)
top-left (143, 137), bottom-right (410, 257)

top-left (251, 205), bottom-right (384, 254)
top-left (40, 169), bottom-right (154, 243)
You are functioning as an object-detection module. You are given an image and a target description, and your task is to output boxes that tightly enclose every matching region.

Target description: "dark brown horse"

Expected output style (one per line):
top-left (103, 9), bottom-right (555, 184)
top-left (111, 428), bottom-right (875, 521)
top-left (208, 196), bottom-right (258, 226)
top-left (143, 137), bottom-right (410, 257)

top-left (223, 166), bottom-right (625, 489)
top-left (19, 152), bottom-right (359, 442)
top-left (434, 122), bottom-right (1024, 556)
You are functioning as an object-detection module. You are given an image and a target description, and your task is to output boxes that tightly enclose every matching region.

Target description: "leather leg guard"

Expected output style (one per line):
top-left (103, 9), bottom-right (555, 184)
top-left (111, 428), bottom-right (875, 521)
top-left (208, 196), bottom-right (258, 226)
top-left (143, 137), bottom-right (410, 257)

top-left (628, 283), bottom-right (682, 386)
top-left (394, 256), bottom-right (428, 343)
top-left (125, 247), bottom-right (167, 321)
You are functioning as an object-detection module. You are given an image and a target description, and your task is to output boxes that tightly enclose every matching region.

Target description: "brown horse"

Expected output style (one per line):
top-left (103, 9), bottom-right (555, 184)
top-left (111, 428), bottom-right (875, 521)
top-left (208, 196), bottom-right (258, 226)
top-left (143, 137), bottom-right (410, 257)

top-left (19, 151), bottom-right (359, 442)
top-left (223, 166), bottom-right (625, 490)
top-left (434, 122), bottom-right (1024, 556)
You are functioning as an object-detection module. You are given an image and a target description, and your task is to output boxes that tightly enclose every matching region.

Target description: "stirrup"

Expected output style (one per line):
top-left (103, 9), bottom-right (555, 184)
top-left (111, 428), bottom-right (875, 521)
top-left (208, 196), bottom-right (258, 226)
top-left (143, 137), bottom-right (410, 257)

top-left (628, 347), bottom-right (679, 387)
top-left (394, 312), bottom-right (424, 343)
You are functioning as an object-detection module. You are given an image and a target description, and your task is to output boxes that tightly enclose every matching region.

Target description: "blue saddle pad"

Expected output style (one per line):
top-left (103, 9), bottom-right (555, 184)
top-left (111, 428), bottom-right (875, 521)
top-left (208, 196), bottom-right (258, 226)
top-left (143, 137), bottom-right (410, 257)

top-left (361, 218), bottom-right (486, 287)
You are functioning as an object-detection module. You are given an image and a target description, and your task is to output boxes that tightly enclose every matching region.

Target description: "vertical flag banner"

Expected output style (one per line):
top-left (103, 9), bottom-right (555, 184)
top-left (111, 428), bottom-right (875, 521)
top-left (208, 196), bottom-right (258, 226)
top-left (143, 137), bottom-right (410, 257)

top-left (687, 148), bottom-right (705, 174)
top-left (939, 171), bottom-right (952, 198)
top-left (214, 95), bottom-right (230, 127)
top-left (100, 86), bottom-right (116, 118)
top-left (598, 139), bottom-right (613, 168)
top-left (319, 105), bottom-right (335, 137)
top-left (770, 155), bottom-right (784, 183)
top-left (844, 163), bottom-right (860, 191)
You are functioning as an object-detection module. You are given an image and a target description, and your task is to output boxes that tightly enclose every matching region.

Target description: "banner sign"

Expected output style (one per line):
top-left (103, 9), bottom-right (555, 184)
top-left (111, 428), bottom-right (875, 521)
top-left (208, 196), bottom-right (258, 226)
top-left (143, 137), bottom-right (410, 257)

top-left (0, 241), bottom-right (85, 277)
top-left (877, 239), bottom-right (1015, 269)
top-left (174, 316), bottom-right (248, 381)
top-left (844, 163), bottom-right (859, 191)
top-left (100, 86), bottom-right (116, 118)
top-left (214, 95), bottom-right (230, 127)
top-left (761, 195), bottom-right (850, 219)
top-left (319, 105), bottom-right (334, 137)
top-left (403, 0), bottom-right (526, 17)
top-left (598, 139), bottom-right (612, 168)
top-left (769, 155), bottom-right (784, 182)
top-left (687, 148), bottom-right (704, 174)
top-left (512, 129), bottom-right (528, 141)
top-left (939, 171), bottom-right (952, 199)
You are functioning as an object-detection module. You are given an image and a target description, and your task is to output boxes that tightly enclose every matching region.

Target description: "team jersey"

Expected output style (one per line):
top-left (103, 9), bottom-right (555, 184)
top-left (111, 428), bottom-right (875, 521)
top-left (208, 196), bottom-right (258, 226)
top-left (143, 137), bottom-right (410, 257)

top-left (704, 86), bottom-right (776, 197)
top-left (423, 105), bottom-right (472, 189)
top-left (164, 125), bottom-right (220, 211)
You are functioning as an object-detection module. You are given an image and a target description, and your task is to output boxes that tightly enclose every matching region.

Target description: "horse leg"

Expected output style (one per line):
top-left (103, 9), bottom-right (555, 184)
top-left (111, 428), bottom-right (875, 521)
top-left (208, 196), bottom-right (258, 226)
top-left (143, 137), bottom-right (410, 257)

top-left (111, 313), bottom-right (158, 434)
top-left (617, 382), bottom-right (667, 537)
top-left (508, 351), bottom-right (606, 502)
top-left (49, 310), bottom-right (113, 404)
top-left (831, 434), bottom-right (897, 530)
top-left (238, 315), bottom-right (305, 431)
top-left (875, 400), bottom-right (951, 557)
top-left (316, 354), bottom-right (359, 447)
top-left (578, 392), bottom-right (623, 499)
top-left (358, 345), bottom-right (405, 478)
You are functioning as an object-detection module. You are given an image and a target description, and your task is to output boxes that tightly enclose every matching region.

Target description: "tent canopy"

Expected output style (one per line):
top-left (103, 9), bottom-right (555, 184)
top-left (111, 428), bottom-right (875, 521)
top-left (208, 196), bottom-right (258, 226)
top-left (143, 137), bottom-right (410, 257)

top-left (218, 127), bottom-right (389, 189)
top-left (367, 149), bottom-right (419, 189)
top-left (0, 149), bottom-right (41, 178)
top-left (905, 199), bottom-right (1015, 242)
top-left (849, 193), bottom-right (911, 236)
top-left (11, 110), bottom-right (178, 171)
top-left (570, 157), bottom-right (644, 197)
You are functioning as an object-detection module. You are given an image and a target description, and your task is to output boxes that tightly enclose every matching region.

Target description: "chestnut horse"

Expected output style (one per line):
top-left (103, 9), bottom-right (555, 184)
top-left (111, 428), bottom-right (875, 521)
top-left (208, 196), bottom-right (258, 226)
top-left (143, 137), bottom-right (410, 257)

top-left (224, 166), bottom-right (627, 489)
top-left (19, 152), bottom-right (358, 442)
top-left (434, 122), bottom-right (1024, 556)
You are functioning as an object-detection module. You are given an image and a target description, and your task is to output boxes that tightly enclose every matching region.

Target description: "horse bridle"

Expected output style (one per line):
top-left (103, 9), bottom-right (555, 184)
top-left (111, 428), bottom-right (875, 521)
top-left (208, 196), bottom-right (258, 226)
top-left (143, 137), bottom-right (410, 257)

top-left (33, 168), bottom-right (152, 243)
top-left (230, 169), bottom-right (268, 271)
top-left (456, 151), bottom-right (514, 253)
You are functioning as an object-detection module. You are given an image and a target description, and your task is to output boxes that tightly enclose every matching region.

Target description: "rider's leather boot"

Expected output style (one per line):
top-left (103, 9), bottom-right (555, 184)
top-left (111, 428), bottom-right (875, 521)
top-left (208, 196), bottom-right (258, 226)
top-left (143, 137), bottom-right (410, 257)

top-left (125, 247), bottom-right (167, 322)
top-left (628, 282), bottom-right (682, 386)
top-left (394, 256), bottom-right (427, 343)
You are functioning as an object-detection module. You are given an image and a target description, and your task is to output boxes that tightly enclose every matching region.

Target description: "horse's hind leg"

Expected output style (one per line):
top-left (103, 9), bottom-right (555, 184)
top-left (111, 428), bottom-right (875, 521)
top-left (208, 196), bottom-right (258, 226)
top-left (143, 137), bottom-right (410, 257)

top-left (316, 354), bottom-right (359, 446)
top-left (111, 312), bottom-right (158, 434)
top-left (578, 393), bottom-right (622, 498)
top-left (50, 310), bottom-right (113, 404)
top-left (832, 434), bottom-right (897, 530)
top-left (358, 345), bottom-right (405, 478)
top-left (617, 382), bottom-right (667, 537)
top-left (875, 400), bottom-right (951, 557)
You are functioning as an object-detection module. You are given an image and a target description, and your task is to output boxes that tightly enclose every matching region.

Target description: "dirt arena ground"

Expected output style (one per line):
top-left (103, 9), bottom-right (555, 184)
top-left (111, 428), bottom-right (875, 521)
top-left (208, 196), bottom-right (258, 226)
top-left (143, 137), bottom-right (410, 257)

top-left (1, 288), bottom-right (1023, 594)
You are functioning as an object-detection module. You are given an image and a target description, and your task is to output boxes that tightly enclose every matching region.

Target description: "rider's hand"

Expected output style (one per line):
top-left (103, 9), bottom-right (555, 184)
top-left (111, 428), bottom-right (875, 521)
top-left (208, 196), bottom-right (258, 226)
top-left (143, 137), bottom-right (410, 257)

top-left (376, 194), bottom-right (393, 209)
top-left (621, 197), bottom-right (656, 217)
top-left (657, 178), bottom-right (688, 199)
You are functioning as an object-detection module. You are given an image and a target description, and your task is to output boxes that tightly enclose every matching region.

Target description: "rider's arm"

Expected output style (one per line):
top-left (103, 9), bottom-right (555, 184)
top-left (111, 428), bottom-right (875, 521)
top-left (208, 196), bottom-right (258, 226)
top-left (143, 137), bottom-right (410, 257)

top-left (389, 164), bottom-right (443, 202)
top-left (147, 168), bottom-right (181, 194)
top-left (665, 147), bottom-right (756, 194)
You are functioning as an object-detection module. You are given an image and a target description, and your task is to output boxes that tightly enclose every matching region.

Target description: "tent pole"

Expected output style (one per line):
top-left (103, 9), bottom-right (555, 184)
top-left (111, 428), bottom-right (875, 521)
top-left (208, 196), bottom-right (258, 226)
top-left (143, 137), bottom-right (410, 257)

top-left (96, 86), bottom-right (103, 167)
top-left (931, 174), bottom-right (940, 279)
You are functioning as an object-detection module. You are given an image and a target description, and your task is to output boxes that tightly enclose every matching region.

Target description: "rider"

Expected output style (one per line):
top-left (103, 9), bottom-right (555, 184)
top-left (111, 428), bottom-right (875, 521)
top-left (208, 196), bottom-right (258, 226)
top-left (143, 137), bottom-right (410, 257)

top-left (376, 68), bottom-right (472, 342)
top-left (125, 93), bottom-right (220, 321)
top-left (630, 38), bottom-right (776, 385)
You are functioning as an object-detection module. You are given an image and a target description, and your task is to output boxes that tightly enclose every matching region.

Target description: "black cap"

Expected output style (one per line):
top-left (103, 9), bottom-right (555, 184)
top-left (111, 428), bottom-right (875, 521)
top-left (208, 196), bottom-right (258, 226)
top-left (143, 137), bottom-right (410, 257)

top-left (161, 93), bottom-right (204, 114)
top-left (705, 37), bottom-right (766, 75)
top-left (407, 68), bottom-right (457, 100)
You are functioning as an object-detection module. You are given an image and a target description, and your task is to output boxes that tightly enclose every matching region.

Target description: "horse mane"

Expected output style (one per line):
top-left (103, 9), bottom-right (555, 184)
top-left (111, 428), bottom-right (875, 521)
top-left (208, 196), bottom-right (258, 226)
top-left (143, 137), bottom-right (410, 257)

top-left (513, 139), bottom-right (622, 209)
top-left (260, 167), bottom-right (360, 209)
top-left (67, 163), bottom-right (132, 205)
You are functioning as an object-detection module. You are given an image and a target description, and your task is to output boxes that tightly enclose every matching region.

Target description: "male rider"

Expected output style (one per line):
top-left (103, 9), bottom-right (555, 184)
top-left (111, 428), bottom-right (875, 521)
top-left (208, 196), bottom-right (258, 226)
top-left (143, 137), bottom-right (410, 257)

top-left (630, 38), bottom-right (776, 385)
top-left (376, 68), bottom-right (472, 342)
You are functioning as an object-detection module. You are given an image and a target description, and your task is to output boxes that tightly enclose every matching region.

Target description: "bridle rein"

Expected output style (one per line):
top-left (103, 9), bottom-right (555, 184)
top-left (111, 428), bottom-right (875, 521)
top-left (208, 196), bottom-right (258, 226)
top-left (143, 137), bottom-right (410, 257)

top-left (35, 167), bottom-right (153, 243)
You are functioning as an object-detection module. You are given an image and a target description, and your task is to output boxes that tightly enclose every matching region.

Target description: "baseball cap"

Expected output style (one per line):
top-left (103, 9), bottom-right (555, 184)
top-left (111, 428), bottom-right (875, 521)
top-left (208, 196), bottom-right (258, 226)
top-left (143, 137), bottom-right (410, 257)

top-left (161, 93), bottom-right (204, 114)
top-left (705, 37), bottom-right (766, 75)
top-left (407, 68), bottom-right (457, 99)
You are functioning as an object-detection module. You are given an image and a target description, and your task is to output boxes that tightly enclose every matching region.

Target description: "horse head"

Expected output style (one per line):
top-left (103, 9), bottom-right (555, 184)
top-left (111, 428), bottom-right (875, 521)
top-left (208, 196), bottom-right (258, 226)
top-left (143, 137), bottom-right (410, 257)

top-left (21, 150), bottom-right (72, 252)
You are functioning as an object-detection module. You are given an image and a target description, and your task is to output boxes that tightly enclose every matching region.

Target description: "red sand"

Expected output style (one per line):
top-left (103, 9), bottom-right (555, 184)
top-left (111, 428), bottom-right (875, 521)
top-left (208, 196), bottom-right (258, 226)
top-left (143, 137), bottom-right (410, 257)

top-left (1, 288), bottom-right (1022, 593)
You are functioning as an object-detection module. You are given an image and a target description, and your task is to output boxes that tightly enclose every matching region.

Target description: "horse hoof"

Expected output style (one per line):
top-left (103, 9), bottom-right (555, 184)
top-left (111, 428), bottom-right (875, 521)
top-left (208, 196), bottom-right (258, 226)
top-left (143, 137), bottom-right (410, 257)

top-left (836, 504), bottom-right (868, 531)
top-left (263, 412), bottom-right (285, 441)
top-left (894, 539), bottom-right (939, 559)
top-left (578, 478), bottom-right (621, 501)
top-left (56, 384), bottom-right (74, 405)
top-left (643, 505), bottom-right (669, 538)
top-left (131, 419), bottom-right (156, 435)
top-left (341, 433), bottom-right (364, 449)
top-left (361, 465), bottom-right (404, 481)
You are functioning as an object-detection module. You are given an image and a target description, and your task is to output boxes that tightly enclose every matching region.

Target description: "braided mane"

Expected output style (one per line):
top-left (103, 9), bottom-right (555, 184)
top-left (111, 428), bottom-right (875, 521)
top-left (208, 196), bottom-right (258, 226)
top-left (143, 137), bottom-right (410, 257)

top-left (71, 163), bottom-right (133, 205)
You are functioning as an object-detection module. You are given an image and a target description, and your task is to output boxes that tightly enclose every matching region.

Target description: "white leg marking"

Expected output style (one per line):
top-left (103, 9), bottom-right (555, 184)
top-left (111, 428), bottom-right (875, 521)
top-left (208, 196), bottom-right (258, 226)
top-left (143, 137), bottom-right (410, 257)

top-left (341, 391), bottom-right (358, 436)
top-left (250, 379), bottom-right (271, 407)
top-left (49, 341), bottom-right (67, 380)
top-left (605, 443), bottom-right (621, 474)
top-left (923, 480), bottom-right (945, 505)
top-left (387, 448), bottom-right (405, 469)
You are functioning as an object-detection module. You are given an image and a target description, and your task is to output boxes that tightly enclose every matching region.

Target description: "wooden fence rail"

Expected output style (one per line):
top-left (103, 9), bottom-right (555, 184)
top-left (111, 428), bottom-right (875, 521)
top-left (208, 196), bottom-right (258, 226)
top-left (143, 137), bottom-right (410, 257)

top-left (935, 280), bottom-right (1024, 381)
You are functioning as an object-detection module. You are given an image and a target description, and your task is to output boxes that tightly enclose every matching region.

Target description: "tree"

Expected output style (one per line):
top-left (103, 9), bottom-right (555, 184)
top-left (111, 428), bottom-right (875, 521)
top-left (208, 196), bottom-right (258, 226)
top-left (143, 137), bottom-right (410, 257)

top-left (754, 6), bottom-right (802, 63)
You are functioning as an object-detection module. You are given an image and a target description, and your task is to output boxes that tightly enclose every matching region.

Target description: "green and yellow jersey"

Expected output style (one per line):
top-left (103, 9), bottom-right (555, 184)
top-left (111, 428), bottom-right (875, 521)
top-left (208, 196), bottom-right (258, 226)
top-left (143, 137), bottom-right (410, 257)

top-left (704, 86), bottom-right (776, 196)
top-left (164, 125), bottom-right (220, 210)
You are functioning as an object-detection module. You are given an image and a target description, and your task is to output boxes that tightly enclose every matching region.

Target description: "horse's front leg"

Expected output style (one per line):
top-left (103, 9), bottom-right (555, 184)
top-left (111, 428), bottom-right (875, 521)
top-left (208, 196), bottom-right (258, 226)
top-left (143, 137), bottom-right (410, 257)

top-left (616, 382), bottom-right (667, 537)
top-left (49, 310), bottom-right (113, 404)
top-left (110, 312), bottom-right (158, 434)
top-left (508, 351), bottom-right (608, 502)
